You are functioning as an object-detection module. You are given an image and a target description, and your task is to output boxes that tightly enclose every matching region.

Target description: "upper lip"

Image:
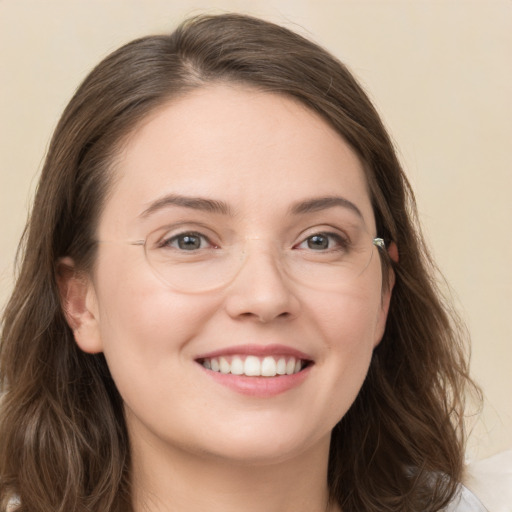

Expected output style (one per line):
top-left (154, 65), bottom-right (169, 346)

top-left (195, 343), bottom-right (314, 362)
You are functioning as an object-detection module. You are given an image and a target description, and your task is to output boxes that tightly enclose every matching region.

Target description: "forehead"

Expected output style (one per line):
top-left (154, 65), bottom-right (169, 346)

top-left (103, 84), bottom-right (375, 236)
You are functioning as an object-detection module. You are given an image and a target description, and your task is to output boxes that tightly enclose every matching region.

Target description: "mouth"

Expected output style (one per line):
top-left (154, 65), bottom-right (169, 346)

top-left (194, 344), bottom-right (315, 394)
top-left (197, 354), bottom-right (312, 377)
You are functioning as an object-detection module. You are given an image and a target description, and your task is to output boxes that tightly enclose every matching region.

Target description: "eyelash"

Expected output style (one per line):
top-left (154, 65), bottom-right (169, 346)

top-left (158, 231), bottom-right (216, 251)
top-left (157, 230), bottom-right (349, 252)
top-left (294, 232), bottom-right (350, 252)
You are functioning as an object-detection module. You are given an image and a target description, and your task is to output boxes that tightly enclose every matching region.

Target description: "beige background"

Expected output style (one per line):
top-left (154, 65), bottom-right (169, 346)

top-left (0, 1), bottom-right (510, 460)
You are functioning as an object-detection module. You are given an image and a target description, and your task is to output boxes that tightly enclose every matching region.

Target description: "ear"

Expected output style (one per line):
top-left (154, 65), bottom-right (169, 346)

top-left (387, 240), bottom-right (399, 263)
top-left (56, 257), bottom-right (103, 354)
top-left (373, 243), bottom-right (397, 348)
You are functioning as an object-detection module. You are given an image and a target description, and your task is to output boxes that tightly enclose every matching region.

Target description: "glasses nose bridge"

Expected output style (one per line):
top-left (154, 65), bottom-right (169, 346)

top-left (222, 236), bottom-right (302, 322)
top-left (236, 236), bottom-right (287, 278)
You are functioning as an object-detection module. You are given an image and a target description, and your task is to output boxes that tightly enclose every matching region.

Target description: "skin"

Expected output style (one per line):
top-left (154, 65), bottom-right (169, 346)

top-left (61, 84), bottom-right (393, 512)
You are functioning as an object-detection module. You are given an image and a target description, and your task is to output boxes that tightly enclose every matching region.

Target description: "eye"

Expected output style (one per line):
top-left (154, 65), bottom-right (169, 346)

top-left (160, 232), bottom-right (215, 251)
top-left (295, 232), bottom-right (348, 251)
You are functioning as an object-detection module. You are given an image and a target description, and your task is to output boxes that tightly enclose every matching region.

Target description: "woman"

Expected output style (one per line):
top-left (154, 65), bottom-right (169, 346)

top-left (0, 13), bottom-right (483, 512)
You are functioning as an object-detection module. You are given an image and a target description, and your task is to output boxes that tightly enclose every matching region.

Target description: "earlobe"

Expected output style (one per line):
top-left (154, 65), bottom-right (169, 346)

top-left (56, 257), bottom-right (103, 354)
top-left (387, 241), bottom-right (399, 263)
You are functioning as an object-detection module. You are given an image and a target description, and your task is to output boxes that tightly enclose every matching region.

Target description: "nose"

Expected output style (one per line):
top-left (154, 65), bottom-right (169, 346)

top-left (223, 241), bottom-right (301, 323)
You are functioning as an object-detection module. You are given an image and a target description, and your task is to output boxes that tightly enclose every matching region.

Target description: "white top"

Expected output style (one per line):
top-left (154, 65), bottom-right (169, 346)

top-left (463, 449), bottom-right (512, 512)
top-left (446, 485), bottom-right (488, 511)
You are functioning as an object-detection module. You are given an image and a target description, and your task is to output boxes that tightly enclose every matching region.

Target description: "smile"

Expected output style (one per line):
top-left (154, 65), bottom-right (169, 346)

top-left (194, 344), bottom-right (314, 396)
top-left (200, 355), bottom-right (306, 377)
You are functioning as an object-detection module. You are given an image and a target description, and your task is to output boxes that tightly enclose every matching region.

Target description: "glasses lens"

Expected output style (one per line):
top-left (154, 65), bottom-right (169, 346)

top-left (144, 230), bottom-right (382, 293)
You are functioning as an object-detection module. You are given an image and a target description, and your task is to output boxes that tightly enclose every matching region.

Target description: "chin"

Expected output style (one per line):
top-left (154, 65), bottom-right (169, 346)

top-left (196, 432), bottom-right (330, 467)
top-left (184, 411), bottom-right (335, 467)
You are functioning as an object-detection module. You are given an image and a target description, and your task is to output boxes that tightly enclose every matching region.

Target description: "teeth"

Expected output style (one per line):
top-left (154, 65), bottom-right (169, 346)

top-left (231, 356), bottom-right (244, 375)
top-left (285, 358), bottom-right (295, 375)
top-left (201, 355), bottom-right (305, 377)
top-left (244, 356), bottom-right (261, 376)
top-left (219, 357), bottom-right (230, 374)
top-left (261, 356), bottom-right (277, 377)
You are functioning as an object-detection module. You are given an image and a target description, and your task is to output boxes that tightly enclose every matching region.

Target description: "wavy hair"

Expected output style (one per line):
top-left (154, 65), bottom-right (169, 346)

top-left (0, 13), bottom-right (478, 511)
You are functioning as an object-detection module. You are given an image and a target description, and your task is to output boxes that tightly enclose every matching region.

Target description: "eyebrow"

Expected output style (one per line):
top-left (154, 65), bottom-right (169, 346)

top-left (139, 194), bottom-right (363, 220)
top-left (139, 194), bottom-right (232, 218)
top-left (290, 196), bottom-right (363, 219)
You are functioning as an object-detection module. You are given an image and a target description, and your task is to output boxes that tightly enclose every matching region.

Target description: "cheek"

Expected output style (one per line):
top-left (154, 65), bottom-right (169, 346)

top-left (321, 296), bottom-right (379, 378)
top-left (92, 253), bottom-right (216, 396)
top-left (310, 279), bottom-right (384, 351)
top-left (96, 246), bottom-right (210, 337)
top-left (303, 283), bottom-right (384, 418)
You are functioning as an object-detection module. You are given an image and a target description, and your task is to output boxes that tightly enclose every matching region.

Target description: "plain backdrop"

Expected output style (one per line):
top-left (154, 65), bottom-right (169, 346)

top-left (1, 0), bottom-right (511, 461)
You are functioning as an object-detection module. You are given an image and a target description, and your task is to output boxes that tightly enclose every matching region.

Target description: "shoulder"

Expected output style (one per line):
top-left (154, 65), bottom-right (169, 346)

top-left (444, 485), bottom-right (488, 512)
top-left (6, 496), bottom-right (20, 512)
top-left (462, 449), bottom-right (512, 512)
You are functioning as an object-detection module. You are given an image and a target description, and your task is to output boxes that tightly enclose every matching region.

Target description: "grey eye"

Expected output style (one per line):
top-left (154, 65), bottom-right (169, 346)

top-left (306, 234), bottom-right (329, 250)
top-left (165, 232), bottom-right (210, 251)
top-left (297, 232), bottom-right (348, 251)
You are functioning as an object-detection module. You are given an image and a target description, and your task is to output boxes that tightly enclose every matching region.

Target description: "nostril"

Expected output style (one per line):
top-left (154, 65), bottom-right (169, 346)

top-left (232, 309), bottom-right (294, 324)
top-left (237, 310), bottom-right (291, 321)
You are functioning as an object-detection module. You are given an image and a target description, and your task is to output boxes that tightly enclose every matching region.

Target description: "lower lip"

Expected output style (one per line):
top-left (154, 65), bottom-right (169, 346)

top-left (198, 364), bottom-right (312, 397)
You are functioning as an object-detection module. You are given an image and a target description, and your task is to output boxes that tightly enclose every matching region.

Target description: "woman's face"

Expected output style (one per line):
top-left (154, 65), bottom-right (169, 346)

top-left (72, 84), bottom-right (392, 465)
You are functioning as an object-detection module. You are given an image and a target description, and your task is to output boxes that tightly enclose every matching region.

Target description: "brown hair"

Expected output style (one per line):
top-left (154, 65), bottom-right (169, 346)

top-left (0, 13), bottom-right (478, 511)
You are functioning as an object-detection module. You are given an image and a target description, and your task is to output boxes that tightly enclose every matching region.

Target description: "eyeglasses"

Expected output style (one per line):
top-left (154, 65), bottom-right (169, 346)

top-left (101, 227), bottom-right (386, 294)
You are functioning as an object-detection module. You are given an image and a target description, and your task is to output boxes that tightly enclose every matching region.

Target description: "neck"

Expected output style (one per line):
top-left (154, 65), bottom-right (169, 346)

top-left (130, 429), bottom-right (339, 512)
